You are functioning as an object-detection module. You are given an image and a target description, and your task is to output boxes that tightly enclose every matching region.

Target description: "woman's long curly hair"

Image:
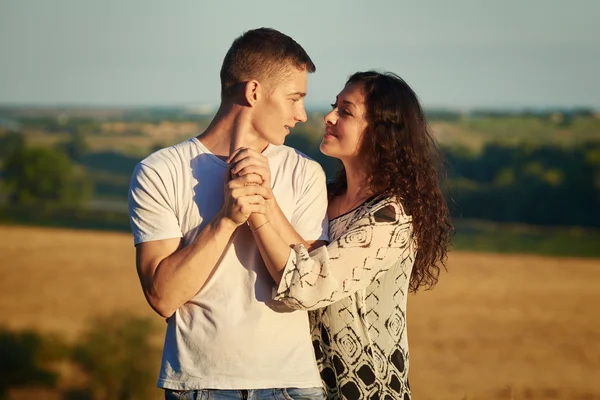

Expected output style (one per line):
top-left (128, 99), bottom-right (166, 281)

top-left (329, 71), bottom-right (452, 292)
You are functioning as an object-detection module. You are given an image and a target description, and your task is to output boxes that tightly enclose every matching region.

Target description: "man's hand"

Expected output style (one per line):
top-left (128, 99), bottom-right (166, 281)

top-left (228, 148), bottom-right (273, 196)
top-left (219, 173), bottom-right (269, 226)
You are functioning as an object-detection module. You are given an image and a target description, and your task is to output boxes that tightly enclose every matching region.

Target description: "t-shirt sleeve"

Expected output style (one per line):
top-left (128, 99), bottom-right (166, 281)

top-left (274, 199), bottom-right (415, 310)
top-left (290, 159), bottom-right (329, 241)
top-left (128, 162), bottom-right (182, 246)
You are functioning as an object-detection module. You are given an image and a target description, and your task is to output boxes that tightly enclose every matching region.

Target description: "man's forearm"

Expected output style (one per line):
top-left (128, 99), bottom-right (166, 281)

top-left (148, 213), bottom-right (237, 317)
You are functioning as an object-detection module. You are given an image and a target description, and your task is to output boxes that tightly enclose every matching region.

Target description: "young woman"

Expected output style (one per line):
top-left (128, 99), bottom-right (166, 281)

top-left (231, 71), bottom-right (452, 399)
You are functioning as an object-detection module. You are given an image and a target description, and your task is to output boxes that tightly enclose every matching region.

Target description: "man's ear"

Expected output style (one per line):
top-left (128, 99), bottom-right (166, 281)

top-left (244, 80), bottom-right (261, 107)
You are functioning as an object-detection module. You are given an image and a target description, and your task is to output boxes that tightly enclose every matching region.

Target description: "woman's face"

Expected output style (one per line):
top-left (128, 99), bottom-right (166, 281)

top-left (320, 82), bottom-right (369, 161)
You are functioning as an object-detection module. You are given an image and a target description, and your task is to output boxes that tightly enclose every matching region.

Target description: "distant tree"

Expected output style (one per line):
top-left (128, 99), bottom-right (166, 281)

top-left (446, 142), bottom-right (600, 227)
top-left (0, 131), bottom-right (25, 161)
top-left (0, 328), bottom-right (64, 399)
top-left (70, 313), bottom-right (161, 400)
top-left (587, 152), bottom-right (600, 192)
top-left (2, 145), bottom-right (92, 206)
top-left (59, 131), bottom-right (90, 162)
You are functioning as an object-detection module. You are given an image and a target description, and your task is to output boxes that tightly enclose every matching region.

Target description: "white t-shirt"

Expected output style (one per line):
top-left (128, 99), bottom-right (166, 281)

top-left (128, 137), bottom-right (329, 390)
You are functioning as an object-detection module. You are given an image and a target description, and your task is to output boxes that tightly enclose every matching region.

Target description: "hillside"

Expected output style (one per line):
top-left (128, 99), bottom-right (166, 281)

top-left (1, 225), bottom-right (598, 399)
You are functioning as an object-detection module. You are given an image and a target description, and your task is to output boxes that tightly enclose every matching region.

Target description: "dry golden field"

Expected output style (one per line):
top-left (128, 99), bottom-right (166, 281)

top-left (0, 225), bottom-right (598, 400)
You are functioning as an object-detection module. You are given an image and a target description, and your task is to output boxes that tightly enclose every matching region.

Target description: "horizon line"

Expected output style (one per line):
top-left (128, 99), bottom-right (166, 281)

top-left (1, 102), bottom-right (598, 113)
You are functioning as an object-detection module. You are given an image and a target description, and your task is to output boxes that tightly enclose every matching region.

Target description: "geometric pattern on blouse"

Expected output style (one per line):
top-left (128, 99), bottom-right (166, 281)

top-left (275, 196), bottom-right (416, 399)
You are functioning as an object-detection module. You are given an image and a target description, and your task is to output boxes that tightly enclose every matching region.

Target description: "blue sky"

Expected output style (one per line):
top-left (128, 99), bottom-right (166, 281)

top-left (1, 0), bottom-right (598, 109)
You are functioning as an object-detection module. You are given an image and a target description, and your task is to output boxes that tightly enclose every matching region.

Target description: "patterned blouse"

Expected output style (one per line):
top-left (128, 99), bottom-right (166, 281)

top-left (274, 195), bottom-right (416, 400)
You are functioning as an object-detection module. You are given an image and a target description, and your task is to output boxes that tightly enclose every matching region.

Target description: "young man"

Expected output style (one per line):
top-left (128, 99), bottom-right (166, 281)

top-left (128, 28), bottom-right (328, 399)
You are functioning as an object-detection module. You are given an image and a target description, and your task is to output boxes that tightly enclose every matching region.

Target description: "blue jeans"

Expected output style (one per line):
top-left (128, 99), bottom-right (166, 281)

top-left (164, 388), bottom-right (325, 400)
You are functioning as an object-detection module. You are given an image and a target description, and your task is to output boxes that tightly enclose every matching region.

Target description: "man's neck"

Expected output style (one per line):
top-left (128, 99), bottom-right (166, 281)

top-left (197, 103), bottom-right (268, 159)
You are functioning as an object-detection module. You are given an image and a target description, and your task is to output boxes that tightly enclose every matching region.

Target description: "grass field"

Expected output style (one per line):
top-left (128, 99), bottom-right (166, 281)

top-left (0, 225), bottom-right (599, 400)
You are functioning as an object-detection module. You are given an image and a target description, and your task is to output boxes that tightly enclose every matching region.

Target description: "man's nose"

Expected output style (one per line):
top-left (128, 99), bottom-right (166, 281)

top-left (295, 103), bottom-right (308, 123)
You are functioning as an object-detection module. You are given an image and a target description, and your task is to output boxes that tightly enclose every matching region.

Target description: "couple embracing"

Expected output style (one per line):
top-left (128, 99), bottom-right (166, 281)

top-left (128, 27), bottom-right (451, 400)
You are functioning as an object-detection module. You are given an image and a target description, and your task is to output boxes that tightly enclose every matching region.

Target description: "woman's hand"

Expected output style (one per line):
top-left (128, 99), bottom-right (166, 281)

top-left (228, 148), bottom-right (273, 201)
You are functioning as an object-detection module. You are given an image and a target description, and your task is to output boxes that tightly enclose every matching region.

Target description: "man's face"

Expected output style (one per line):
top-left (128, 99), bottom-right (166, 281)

top-left (252, 68), bottom-right (308, 146)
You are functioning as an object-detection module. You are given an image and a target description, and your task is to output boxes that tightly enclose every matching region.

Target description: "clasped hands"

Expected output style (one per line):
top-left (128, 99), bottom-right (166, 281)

top-left (220, 148), bottom-right (274, 228)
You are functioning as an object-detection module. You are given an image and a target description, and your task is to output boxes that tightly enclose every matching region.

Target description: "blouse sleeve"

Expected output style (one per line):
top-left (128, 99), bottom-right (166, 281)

top-left (274, 198), bottom-right (416, 310)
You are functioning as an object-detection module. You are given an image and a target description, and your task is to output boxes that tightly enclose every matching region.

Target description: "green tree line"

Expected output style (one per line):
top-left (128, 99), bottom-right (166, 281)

top-left (1, 130), bottom-right (599, 229)
top-left (444, 142), bottom-right (600, 227)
